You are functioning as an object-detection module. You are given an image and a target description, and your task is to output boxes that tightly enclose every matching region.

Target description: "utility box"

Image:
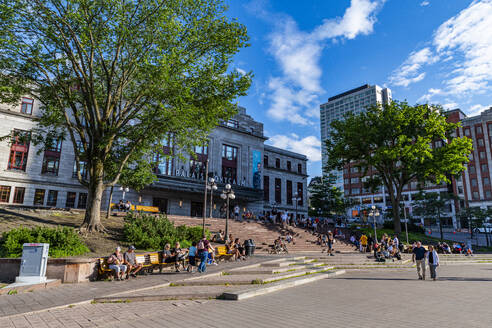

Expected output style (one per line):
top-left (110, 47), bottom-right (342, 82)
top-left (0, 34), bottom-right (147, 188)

top-left (15, 243), bottom-right (50, 284)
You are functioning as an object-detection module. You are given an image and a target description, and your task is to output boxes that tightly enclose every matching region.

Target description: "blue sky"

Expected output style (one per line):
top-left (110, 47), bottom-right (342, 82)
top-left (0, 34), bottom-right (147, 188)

top-left (225, 0), bottom-right (492, 178)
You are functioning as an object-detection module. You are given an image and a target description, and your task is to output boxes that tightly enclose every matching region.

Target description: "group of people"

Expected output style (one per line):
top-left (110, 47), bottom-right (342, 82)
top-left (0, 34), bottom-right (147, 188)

top-left (106, 235), bottom-right (221, 280)
top-left (116, 200), bottom-right (132, 212)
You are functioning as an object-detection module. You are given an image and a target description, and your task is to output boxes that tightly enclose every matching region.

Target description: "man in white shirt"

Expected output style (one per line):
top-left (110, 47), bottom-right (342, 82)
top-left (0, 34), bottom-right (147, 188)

top-left (234, 205), bottom-right (240, 221)
top-left (393, 235), bottom-right (399, 250)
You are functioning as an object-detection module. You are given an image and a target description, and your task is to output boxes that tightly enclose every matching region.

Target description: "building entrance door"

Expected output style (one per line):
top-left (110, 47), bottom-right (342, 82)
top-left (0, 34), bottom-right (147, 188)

top-left (190, 201), bottom-right (203, 217)
top-left (152, 197), bottom-right (168, 213)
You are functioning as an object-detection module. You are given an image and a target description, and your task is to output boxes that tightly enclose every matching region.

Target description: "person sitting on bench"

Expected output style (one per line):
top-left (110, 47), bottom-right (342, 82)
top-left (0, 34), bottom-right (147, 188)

top-left (107, 246), bottom-right (127, 280)
top-left (124, 245), bottom-right (143, 278)
top-left (162, 243), bottom-right (173, 264)
top-left (211, 230), bottom-right (225, 243)
top-left (171, 242), bottom-right (187, 272)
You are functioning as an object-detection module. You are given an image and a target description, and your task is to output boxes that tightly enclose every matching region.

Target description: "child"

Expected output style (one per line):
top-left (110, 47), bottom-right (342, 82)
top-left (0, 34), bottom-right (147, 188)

top-left (187, 241), bottom-right (197, 273)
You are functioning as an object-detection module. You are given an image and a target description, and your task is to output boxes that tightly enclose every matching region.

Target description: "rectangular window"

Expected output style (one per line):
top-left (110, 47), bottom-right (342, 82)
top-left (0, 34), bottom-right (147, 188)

top-left (471, 179), bottom-right (478, 187)
top-left (275, 178), bottom-right (281, 204)
top-left (8, 130), bottom-right (30, 171)
top-left (469, 165), bottom-right (476, 174)
top-left (42, 156), bottom-right (60, 175)
top-left (458, 186), bottom-right (464, 194)
top-left (13, 187), bottom-right (25, 204)
top-left (47, 190), bottom-right (58, 207)
top-left (20, 97), bottom-right (34, 115)
top-left (482, 164), bottom-right (488, 173)
top-left (66, 192), bottom-right (76, 208)
top-left (286, 180), bottom-right (293, 205)
top-left (287, 161), bottom-right (291, 171)
top-left (351, 177), bottom-right (359, 184)
top-left (473, 191), bottom-right (479, 200)
top-left (73, 161), bottom-right (88, 179)
top-left (480, 151), bottom-right (486, 159)
top-left (344, 178), bottom-right (349, 185)
top-left (297, 182), bottom-right (303, 206)
top-left (478, 139), bottom-right (485, 147)
top-left (263, 176), bottom-right (269, 201)
top-left (264, 155), bottom-right (268, 167)
top-left (351, 188), bottom-right (360, 195)
top-left (0, 186), bottom-right (11, 203)
top-left (486, 190), bottom-right (492, 199)
top-left (484, 177), bottom-right (491, 185)
top-left (189, 143), bottom-right (208, 179)
top-left (477, 126), bottom-right (483, 134)
top-left (275, 158), bottom-right (280, 169)
top-left (225, 119), bottom-right (239, 128)
top-left (77, 193), bottom-right (88, 209)
top-left (298, 163), bottom-right (302, 174)
top-left (34, 189), bottom-right (45, 205)
top-left (464, 128), bottom-right (471, 137)
top-left (222, 144), bottom-right (238, 183)
top-left (350, 166), bottom-right (359, 173)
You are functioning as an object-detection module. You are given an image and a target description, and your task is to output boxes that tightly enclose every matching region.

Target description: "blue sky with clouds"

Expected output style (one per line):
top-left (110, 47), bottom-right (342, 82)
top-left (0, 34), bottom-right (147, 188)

top-left (225, 0), bottom-right (492, 178)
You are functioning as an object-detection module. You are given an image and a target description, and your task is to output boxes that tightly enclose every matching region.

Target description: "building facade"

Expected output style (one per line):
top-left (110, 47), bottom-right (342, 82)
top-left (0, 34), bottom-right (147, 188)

top-left (0, 99), bottom-right (308, 219)
top-left (320, 84), bottom-right (392, 190)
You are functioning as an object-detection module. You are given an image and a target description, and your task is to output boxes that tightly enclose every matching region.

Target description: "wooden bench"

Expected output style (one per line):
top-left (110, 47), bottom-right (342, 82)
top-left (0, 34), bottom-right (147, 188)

top-left (110, 203), bottom-right (160, 214)
top-left (97, 253), bottom-right (154, 279)
top-left (216, 246), bottom-right (234, 261)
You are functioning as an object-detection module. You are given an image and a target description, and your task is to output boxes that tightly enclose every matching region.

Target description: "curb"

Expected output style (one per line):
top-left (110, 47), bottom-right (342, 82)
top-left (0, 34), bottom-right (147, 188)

top-left (221, 269), bottom-right (346, 301)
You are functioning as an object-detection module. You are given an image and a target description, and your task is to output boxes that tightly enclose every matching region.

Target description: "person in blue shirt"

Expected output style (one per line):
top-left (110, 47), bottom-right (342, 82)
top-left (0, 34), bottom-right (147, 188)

top-left (187, 241), bottom-right (197, 273)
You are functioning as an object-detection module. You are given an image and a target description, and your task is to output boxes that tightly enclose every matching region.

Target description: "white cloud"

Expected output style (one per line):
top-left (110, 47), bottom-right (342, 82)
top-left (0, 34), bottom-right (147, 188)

top-left (236, 68), bottom-right (246, 75)
top-left (442, 102), bottom-right (458, 109)
top-left (266, 0), bottom-right (384, 125)
top-left (392, 0), bottom-right (492, 102)
top-left (389, 47), bottom-right (438, 87)
top-left (468, 104), bottom-right (489, 116)
top-left (420, 1), bottom-right (430, 7)
top-left (268, 134), bottom-right (322, 162)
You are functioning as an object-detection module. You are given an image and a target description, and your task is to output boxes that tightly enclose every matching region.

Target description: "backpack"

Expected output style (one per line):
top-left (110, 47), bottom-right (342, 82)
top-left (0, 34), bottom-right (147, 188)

top-left (198, 240), bottom-right (204, 250)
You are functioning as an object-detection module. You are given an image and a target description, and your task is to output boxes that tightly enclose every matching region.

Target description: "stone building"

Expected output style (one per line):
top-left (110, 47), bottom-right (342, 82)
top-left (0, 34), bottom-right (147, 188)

top-left (0, 99), bottom-right (308, 219)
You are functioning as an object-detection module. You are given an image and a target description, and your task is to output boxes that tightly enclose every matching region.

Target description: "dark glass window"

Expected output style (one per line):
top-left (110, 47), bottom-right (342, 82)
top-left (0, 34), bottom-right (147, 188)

top-left (264, 155), bottom-right (268, 166)
top-left (263, 175), bottom-right (269, 201)
top-left (222, 144), bottom-right (238, 183)
top-left (286, 180), bottom-right (292, 205)
top-left (13, 187), bottom-right (25, 204)
top-left (297, 182), bottom-right (304, 206)
top-left (275, 158), bottom-right (280, 168)
top-left (275, 178), bottom-right (281, 203)
top-left (287, 161), bottom-right (291, 171)
top-left (34, 189), bottom-right (45, 205)
top-left (66, 192), bottom-right (76, 208)
top-left (42, 156), bottom-right (60, 175)
top-left (77, 193), bottom-right (88, 209)
top-left (73, 161), bottom-right (88, 179)
top-left (298, 163), bottom-right (302, 174)
top-left (0, 186), bottom-right (11, 203)
top-left (47, 190), bottom-right (58, 207)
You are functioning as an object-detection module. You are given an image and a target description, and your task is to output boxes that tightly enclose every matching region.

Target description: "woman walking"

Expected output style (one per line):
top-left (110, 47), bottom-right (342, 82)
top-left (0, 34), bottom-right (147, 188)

top-left (427, 245), bottom-right (440, 281)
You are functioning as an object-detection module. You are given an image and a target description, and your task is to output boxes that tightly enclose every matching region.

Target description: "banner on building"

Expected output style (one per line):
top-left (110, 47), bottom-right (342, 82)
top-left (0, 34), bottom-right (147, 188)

top-left (252, 150), bottom-right (262, 189)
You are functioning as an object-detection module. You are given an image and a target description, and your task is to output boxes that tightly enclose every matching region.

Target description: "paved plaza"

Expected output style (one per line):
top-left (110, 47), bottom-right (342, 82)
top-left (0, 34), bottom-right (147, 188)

top-left (1, 263), bottom-right (491, 328)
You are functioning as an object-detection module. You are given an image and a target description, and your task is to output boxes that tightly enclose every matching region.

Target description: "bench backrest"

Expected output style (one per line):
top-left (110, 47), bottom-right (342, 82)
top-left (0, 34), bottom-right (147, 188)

top-left (135, 254), bottom-right (147, 265)
top-left (148, 252), bottom-right (160, 265)
top-left (216, 246), bottom-right (227, 256)
top-left (110, 203), bottom-right (159, 213)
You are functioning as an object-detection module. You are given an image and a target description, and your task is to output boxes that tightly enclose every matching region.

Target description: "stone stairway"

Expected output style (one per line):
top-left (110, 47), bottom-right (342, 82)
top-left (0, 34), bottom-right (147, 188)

top-left (167, 215), bottom-right (358, 254)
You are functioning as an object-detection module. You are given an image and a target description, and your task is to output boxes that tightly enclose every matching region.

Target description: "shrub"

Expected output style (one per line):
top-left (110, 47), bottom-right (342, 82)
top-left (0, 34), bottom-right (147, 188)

top-left (0, 226), bottom-right (90, 258)
top-left (382, 220), bottom-right (424, 233)
top-left (123, 213), bottom-right (210, 250)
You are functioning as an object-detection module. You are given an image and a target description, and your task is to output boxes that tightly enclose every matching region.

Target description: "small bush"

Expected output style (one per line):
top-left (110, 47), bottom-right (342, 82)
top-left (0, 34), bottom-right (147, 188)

top-left (123, 213), bottom-right (210, 250)
top-left (382, 220), bottom-right (424, 233)
top-left (0, 226), bottom-right (89, 258)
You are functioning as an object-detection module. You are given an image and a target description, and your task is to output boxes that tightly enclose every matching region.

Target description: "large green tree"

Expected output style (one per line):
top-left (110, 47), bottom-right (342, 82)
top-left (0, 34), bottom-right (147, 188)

top-left (0, 0), bottom-right (251, 232)
top-left (326, 101), bottom-right (472, 233)
top-left (308, 174), bottom-right (353, 220)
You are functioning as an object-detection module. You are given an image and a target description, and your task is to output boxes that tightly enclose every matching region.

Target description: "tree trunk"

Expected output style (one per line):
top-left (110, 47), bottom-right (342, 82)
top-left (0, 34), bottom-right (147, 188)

top-left (81, 165), bottom-right (106, 232)
top-left (388, 184), bottom-right (401, 233)
top-left (106, 185), bottom-right (114, 219)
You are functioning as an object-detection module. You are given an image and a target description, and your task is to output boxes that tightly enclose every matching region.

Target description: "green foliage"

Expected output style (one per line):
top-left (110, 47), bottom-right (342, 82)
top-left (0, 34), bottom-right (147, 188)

top-left (123, 213), bottom-right (210, 250)
top-left (382, 220), bottom-right (424, 233)
top-left (0, 0), bottom-right (251, 229)
top-left (326, 101), bottom-right (472, 232)
top-left (308, 175), bottom-right (353, 217)
top-left (0, 226), bottom-right (89, 258)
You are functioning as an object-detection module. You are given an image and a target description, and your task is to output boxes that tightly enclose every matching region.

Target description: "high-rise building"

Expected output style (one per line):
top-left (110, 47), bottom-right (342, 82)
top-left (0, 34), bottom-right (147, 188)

top-left (320, 84), bottom-right (392, 190)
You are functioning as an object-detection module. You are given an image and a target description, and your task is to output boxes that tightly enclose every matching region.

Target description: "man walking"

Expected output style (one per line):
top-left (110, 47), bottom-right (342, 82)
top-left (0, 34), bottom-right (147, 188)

top-left (412, 241), bottom-right (427, 280)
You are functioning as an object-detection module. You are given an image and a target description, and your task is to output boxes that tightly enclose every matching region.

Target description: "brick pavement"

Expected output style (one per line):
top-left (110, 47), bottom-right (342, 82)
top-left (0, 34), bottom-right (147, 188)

top-left (2, 263), bottom-right (492, 327)
top-left (0, 255), bottom-right (273, 318)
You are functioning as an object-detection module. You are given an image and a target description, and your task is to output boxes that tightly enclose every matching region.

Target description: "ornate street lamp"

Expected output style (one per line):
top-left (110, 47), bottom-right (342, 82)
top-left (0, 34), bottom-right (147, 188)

top-left (220, 184), bottom-right (235, 242)
top-left (207, 177), bottom-right (218, 218)
top-left (368, 205), bottom-right (380, 242)
top-left (292, 192), bottom-right (300, 222)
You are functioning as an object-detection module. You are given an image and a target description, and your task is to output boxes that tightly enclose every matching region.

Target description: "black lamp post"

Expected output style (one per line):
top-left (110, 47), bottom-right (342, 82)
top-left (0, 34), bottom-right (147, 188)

top-left (207, 178), bottom-right (218, 218)
top-left (220, 184), bottom-right (235, 242)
